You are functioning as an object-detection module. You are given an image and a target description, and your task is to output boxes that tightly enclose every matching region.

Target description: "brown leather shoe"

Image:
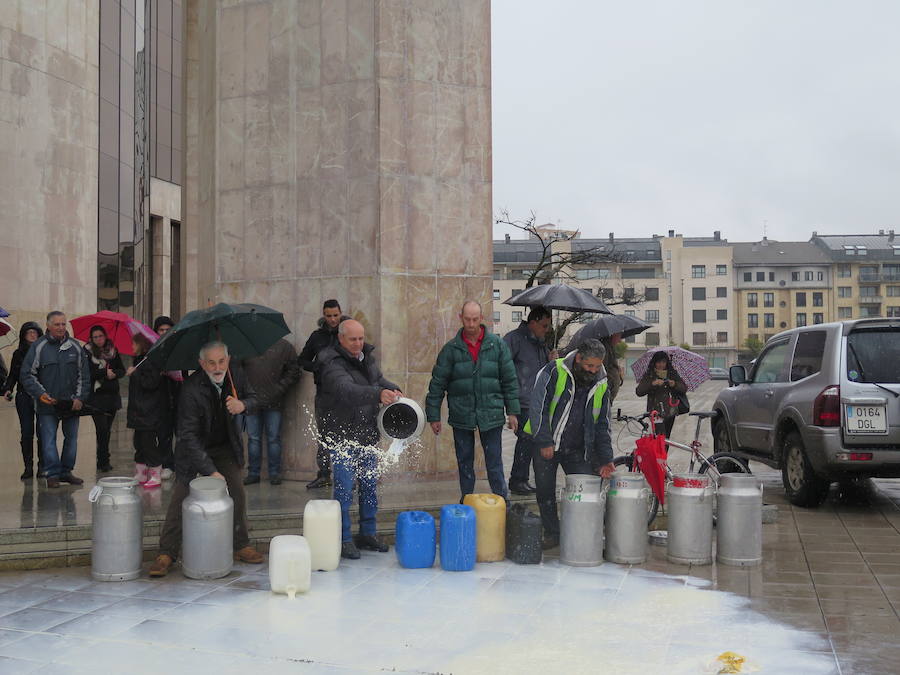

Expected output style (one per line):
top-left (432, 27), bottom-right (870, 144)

top-left (149, 554), bottom-right (174, 577)
top-left (233, 546), bottom-right (265, 564)
top-left (60, 474), bottom-right (84, 485)
top-left (46, 478), bottom-right (61, 488)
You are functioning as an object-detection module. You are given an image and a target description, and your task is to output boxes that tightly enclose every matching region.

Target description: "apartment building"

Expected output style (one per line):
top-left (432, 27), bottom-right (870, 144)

top-left (811, 232), bottom-right (900, 319)
top-left (733, 240), bottom-right (833, 349)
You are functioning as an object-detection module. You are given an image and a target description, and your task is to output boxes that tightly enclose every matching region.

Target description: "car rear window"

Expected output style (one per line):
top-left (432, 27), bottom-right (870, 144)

top-left (846, 328), bottom-right (900, 383)
top-left (790, 330), bottom-right (826, 381)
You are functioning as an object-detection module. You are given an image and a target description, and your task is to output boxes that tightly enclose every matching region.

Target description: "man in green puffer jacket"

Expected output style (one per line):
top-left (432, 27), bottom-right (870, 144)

top-left (426, 300), bottom-right (520, 501)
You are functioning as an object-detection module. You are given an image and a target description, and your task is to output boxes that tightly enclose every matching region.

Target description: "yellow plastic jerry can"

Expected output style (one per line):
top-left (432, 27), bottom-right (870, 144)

top-left (463, 493), bottom-right (506, 562)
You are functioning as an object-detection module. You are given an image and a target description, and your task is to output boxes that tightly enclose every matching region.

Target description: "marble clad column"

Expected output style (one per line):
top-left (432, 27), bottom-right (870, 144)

top-left (0, 1), bottom-right (100, 321)
top-left (185, 0), bottom-right (492, 481)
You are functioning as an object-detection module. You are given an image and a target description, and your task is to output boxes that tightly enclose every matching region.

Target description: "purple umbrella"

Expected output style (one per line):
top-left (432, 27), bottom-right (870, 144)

top-left (0, 307), bottom-right (9, 318)
top-left (630, 346), bottom-right (710, 391)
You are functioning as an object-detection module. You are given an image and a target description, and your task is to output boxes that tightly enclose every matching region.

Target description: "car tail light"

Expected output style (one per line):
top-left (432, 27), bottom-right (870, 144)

top-left (836, 452), bottom-right (874, 461)
top-left (813, 385), bottom-right (841, 426)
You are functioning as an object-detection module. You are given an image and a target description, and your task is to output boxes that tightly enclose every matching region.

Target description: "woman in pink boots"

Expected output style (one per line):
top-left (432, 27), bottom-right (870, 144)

top-left (126, 333), bottom-right (168, 488)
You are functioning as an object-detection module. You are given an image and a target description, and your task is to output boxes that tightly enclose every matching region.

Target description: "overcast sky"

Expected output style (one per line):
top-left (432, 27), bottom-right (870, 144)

top-left (491, 1), bottom-right (900, 243)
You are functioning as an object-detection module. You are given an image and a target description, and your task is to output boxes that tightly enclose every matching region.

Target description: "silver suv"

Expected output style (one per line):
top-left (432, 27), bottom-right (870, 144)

top-left (713, 319), bottom-right (900, 507)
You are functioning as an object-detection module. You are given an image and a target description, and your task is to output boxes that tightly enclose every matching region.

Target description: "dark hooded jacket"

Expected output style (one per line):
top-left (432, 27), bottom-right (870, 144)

top-left (298, 316), bottom-right (351, 386)
top-left (20, 331), bottom-right (91, 416)
top-left (635, 360), bottom-right (687, 419)
top-left (174, 366), bottom-right (258, 484)
top-left (127, 355), bottom-right (170, 431)
top-left (2, 322), bottom-right (43, 396)
top-left (317, 343), bottom-right (398, 446)
top-left (503, 321), bottom-right (550, 411)
top-left (84, 344), bottom-right (126, 413)
top-left (242, 338), bottom-right (300, 409)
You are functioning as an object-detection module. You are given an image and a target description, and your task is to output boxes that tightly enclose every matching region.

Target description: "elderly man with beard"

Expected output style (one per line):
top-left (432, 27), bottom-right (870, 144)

top-left (149, 341), bottom-right (264, 577)
top-left (525, 339), bottom-right (616, 550)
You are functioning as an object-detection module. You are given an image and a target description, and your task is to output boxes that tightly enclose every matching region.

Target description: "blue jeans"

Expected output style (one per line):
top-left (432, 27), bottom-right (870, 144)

top-left (452, 426), bottom-right (508, 500)
top-left (332, 444), bottom-right (378, 542)
top-left (245, 409), bottom-right (283, 477)
top-left (38, 414), bottom-right (80, 479)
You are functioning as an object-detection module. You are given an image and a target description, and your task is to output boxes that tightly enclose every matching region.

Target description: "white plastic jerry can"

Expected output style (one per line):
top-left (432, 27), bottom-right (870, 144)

top-left (269, 535), bottom-right (312, 599)
top-left (303, 499), bottom-right (342, 572)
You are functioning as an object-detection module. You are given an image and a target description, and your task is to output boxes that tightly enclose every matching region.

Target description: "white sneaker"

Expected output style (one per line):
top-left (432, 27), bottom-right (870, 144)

top-left (160, 468), bottom-right (174, 480)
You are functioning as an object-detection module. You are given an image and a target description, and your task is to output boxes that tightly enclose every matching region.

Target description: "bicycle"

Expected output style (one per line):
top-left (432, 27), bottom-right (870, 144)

top-left (612, 409), bottom-right (751, 524)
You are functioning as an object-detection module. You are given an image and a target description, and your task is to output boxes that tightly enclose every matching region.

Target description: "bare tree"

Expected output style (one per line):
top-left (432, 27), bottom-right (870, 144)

top-left (496, 210), bottom-right (647, 346)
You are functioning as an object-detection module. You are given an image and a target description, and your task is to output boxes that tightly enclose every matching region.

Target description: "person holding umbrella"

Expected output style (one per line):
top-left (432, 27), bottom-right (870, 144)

top-left (635, 350), bottom-right (688, 438)
top-left (153, 315), bottom-right (179, 480)
top-left (149, 341), bottom-right (264, 576)
top-left (503, 305), bottom-right (555, 495)
top-left (84, 325), bottom-right (126, 473)
top-left (3, 321), bottom-right (45, 479)
top-left (126, 333), bottom-right (169, 489)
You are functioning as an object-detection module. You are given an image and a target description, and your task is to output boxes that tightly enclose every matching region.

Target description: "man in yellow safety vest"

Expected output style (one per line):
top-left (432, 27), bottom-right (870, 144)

top-left (525, 339), bottom-right (616, 550)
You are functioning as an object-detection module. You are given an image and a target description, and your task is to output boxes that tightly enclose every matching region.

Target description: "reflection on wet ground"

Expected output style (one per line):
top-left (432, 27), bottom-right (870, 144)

top-left (0, 383), bottom-right (899, 672)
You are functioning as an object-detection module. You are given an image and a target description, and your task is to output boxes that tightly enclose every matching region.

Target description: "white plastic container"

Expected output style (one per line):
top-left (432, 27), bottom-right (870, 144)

top-left (303, 499), bottom-right (341, 572)
top-left (269, 535), bottom-right (311, 599)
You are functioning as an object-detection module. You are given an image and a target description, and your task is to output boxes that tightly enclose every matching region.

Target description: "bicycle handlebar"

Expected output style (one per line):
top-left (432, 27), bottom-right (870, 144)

top-left (615, 409), bottom-right (653, 429)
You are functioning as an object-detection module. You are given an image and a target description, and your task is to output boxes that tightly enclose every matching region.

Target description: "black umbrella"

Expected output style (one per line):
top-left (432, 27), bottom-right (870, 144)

top-left (563, 314), bottom-right (651, 353)
top-left (503, 284), bottom-right (612, 314)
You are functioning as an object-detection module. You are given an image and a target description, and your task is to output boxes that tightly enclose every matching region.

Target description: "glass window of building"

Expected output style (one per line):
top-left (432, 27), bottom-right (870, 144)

top-left (692, 265), bottom-right (706, 278)
top-left (839, 286), bottom-right (852, 298)
top-left (838, 264), bottom-right (852, 277)
top-left (716, 287), bottom-right (727, 298)
top-left (791, 271), bottom-right (800, 281)
top-left (511, 311), bottom-right (522, 323)
top-left (764, 313), bottom-right (774, 328)
top-left (717, 331), bottom-right (728, 343)
top-left (756, 272), bottom-right (765, 281)
top-left (796, 292), bottom-right (807, 307)
top-left (887, 307), bottom-right (900, 318)
top-left (887, 286), bottom-right (900, 297)
top-left (692, 287), bottom-right (706, 301)
top-left (693, 310), bottom-right (706, 323)
top-left (813, 313), bottom-right (824, 324)
top-left (796, 313), bottom-right (807, 327)
top-left (645, 287), bottom-right (659, 301)
top-left (763, 293), bottom-right (774, 307)
top-left (492, 312), bottom-right (500, 322)
top-left (838, 306), bottom-right (852, 319)
top-left (805, 271), bottom-right (813, 281)
top-left (717, 309), bottom-right (727, 320)
top-left (716, 264), bottom-right (727, 275)
top-left (492, 289), bottom-right (500, 299)
top-left (645, 310), bottom-right (659, 323)
top-left (645, 332), bottom-right (660, 346)
top-left (692, 332), bottom-right (707, 345)
top-left (743, 272), bottom-right (752, 282)
top-left (769, 272), bottom-right (775, 282)
top-left (747, 293), bottom-right (758, 308)
top-left (813, 292), bottom-right (823, 307)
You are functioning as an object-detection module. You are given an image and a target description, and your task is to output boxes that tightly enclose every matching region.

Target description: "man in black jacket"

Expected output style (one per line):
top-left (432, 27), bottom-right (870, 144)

top-left (318, 320), bottom-right (401, 559)
top-left (149, 341), bottom-right (264, 577)
top-left (298, 299), bottom-right (349, 489)
top-left (242, 337), bottom-right (300, 486)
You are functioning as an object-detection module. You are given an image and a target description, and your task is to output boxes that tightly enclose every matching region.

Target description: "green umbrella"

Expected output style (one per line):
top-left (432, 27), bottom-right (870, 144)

top-left (145, 303), bottom-right (290, 372)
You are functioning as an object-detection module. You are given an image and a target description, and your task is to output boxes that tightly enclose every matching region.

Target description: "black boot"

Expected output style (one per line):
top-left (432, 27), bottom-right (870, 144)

top-left (306, 472), bottom-right (332, 489)
top-left (354, 534), bottom-right (389, 553)
top-left (20, 441), bottom-right (33, 480)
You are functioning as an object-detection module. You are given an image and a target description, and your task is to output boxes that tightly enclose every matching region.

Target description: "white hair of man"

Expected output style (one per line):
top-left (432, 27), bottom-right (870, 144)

top-left (199, 341), bottom-right (229, 360)
top-left (460, 299), bottom-right (482, 314)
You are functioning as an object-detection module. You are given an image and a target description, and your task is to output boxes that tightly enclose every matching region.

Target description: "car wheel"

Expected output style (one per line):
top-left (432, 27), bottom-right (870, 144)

top-left (781, 431), bottom-right (830, 507)
top-left (713, 418), bottom-right (733, 453)
top-left (612, 455), bottom-right (660, 524)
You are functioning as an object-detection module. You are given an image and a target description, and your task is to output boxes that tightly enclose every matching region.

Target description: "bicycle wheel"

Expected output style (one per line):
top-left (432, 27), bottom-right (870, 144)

top-left (699, 453), bottom-right (751, 478)
top-left (612, 455), bottom-right (660, 524)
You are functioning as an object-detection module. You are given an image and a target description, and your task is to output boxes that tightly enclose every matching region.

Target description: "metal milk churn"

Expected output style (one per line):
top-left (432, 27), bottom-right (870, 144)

top-left (716, 474), bottom-right (763, 567)
top-left (89, 477), bottom-right (143, 581)
top-left (667, 473), bottom-right (714, 565)
top-left (182, 476), bottom-right (234, 580)
top-left (604, 472), bottom-right (649, 564)
top-left (560, 474), bottom-right (607, 567)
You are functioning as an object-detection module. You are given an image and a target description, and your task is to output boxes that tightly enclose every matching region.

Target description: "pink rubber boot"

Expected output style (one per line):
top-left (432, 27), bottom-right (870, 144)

top-left (143, 466), bottom-right (162, 489)
top-left (134, 463), bottom-right (148, 484)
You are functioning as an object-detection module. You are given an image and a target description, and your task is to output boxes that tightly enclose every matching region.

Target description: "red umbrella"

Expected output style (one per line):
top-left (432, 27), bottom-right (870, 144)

top-left (71, 310), bottom-right (136, 355)
top-left (633, 413), bottom-right (668, 505)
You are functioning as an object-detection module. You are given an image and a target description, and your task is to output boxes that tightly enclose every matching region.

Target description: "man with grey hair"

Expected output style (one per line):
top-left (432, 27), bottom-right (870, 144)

top-left (149, 341), bottom-right (264, 576)
top-left (426, 300), bottom-right (520, 502)
top-left (525, 338), bottom-right (616, 549)
top-left (20, 311), bottom-right (90, 488)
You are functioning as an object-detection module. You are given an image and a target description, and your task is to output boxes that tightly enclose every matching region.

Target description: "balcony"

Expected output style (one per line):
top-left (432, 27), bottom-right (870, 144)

top-left (858, 296), bottom-right (883, 304)
top-left (859, 272), bottom-right (900, 282)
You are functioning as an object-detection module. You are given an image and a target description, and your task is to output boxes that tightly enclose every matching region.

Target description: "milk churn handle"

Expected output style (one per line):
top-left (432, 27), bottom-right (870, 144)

top-left (188, 502), bottom-right (210, 519)
top-left (88, 486), bottom-right (103, 503)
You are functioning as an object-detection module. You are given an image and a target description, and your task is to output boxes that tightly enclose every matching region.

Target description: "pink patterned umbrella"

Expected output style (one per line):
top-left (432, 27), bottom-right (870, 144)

top-left (127, 320), bottom-right (183, 381)
top-left (630, 346), bottom-right (710, 391)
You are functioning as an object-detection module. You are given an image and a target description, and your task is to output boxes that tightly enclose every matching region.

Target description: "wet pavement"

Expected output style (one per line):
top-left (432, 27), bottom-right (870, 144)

top-left (0, 380), bottom-right (898, 672)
